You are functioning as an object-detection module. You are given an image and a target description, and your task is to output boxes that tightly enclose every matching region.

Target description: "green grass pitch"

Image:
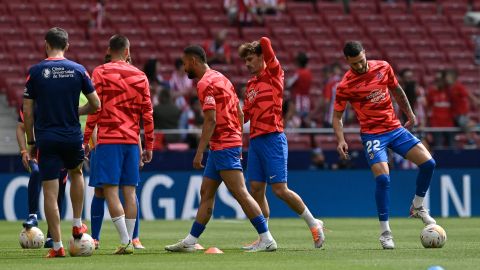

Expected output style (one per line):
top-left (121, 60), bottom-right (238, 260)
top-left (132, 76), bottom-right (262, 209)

top-left (1, 218), bottom-right (479, 270)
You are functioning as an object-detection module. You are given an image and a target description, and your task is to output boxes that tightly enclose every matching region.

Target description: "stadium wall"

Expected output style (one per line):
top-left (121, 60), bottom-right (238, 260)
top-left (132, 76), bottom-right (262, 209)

top-left (0, 169), bottom-right (478, 220)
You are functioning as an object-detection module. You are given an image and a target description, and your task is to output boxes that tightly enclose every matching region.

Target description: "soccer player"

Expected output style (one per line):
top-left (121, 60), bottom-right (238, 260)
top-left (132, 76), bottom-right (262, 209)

top-left (332, 41), bottom-right (436, 249)
top-left (83, 35), bottom-right (154, 255)
top-left (87, 54), bottom-right (145, 250)
top-left (16, 106), bottom-right (68, 249)
top-left (238, 37), bottom-right (325, 249)
top-left (23, 27), bottom-right (100, 258)
top-left (165, 45), bottom-right (277, 253)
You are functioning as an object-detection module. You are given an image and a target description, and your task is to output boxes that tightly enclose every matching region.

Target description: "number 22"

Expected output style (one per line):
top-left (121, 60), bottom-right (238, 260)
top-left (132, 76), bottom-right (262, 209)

top-left (366, 140), bottom-right (380, 153)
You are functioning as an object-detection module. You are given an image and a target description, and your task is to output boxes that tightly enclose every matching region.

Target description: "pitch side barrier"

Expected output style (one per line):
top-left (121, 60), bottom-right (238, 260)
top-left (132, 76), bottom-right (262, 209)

top-left (0, 169), bottom-right (478, 220)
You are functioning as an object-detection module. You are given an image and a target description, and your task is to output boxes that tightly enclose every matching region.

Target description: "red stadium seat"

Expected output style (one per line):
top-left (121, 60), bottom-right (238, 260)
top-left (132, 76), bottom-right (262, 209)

top-left (386, 14), bottom-right (418, 27)
top-left (200, 15), bottom-right (230, 28)
top-left (397, 26), bottom-right (428, 40)
top-left (161, 2), bottom-right (192, 13)
top-left (37, 2), bottom-right (68, 17)
top-left (148, 27), bottom-right (178, 40)
top-left (280, 40), bottom-right (312, 53)
top-left (356, 14), bottom-right (387, 28)
top-left (192, 2), bottom-right (223, 15)
top-left (379, 2), bottom-right (407, 15)
top-left (436, 38), bottom-right (468, 51)
top-left (0, 15), bottom-right (18, 27)
top-left (428, 26), bottom-right (459, 40)
top-left (272, 27), bottom-right (304, 40)
top-left (18, 16), bottom-right (48, 28)
top-left (241, 27), bottom-right (270, 40)
top-left (264, 14), bottom-right (292, 28)
top-left (321, 49), bottom-right (345, 65)
top-left (366, 26), bottom-right (397, 40)
top-left (447, 51), bottom-right (475, 65)
top-left (8, 3), bottom-right (37, 16)
top-left (139, 16), bottom-right (170, 28)
top-left (108, 15), bottom-right (140, 29)
top-left (49, 16), bottom-right (80, 30)
top-left (178, 27), bottom-right (208, 40)
top-left (311, 39), bottom-right (342, 51)
top-left (407, 39), bottom-right (437, 52)
top-left (442, 2), bottom-right (469, 16)
top-left (105, 3), bottom-right (129, 16)
top-left (287, 1), bottom-right (318, 15)
top-left (324, 15), bottom-right (356, 28)
top-left (317, 2), bottom-right (345, 15)
top-left (411, 2), bottom-right (439, 16)
top-left (350, 1), bottom-right (377, 15)
top-left (210, 64), bottom-right (239, 77)
top-left (418, 15), bottom-right (449, 27)
top-left (169, 14), bottom-right (199, 27)
top-left (130, 40), bottom-right (157, 52)
top-left (456, 64), bottom-right (479, 77)
top-left (416, 51), bottom-right (448, 67)
top-left (292, 14), bottom-right (323, 28)
top-left (334, 26), bottom-right (366, 43)
top-left (209, 27), bottom-right (240, 40)
top-left (130, 2), bottom-right (161, 16)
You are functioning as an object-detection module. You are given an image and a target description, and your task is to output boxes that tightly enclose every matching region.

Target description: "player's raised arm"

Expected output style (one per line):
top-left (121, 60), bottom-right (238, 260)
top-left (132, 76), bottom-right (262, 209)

top-left (332, 110), bottom-right (349, 160)
top-left (259, 37), bottom-right (281, 74)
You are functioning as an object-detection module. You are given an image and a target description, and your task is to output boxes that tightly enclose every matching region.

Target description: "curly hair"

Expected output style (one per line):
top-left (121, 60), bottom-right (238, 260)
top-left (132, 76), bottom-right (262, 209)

top-left (238, 41), bottom-right (262, 59)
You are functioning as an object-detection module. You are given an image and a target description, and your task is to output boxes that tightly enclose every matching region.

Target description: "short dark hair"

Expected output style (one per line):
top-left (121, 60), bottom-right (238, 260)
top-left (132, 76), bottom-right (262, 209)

top-left (343, 41), bottom-right (364, 58)
top-left (109, 34), bottom-right (130, 53)
top-left (184, 45), bottom-right (207, 63)
top-left (296, 52), bottom-right (309, 68)
top-left (238, 41), bottom-right (262, 59)
top-left (45, 27), bottom-right (68, 50)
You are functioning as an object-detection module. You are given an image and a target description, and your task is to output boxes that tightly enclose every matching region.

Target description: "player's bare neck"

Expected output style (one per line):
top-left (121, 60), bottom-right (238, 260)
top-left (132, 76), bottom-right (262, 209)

top-left (47, 50), bottom-right (65, 59)
top-left (197, 64), bottom-right (210, 79)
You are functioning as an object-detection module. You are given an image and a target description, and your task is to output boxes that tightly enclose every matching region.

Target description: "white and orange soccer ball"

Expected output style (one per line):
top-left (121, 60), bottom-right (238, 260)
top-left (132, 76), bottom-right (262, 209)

top-left (420, 224), bottom-right (447, 248)
top-left (69, 233), bottom-right (95, 257)
top-left (19, 227), bottom-right (45, 249)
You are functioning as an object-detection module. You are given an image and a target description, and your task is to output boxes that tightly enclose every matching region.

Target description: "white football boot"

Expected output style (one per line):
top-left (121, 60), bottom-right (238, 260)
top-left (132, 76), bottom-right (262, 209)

top-left (165, 240), bottom-right (196, 253)
top-left (246, 238), bottom-right (277, 252)
top-left (410, 205), bottom-right (436, 225)
top-left (379, 231), bottom-right (395, 249)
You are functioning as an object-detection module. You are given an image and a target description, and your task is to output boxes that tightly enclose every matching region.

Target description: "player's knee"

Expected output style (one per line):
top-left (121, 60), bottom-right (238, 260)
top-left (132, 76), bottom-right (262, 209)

top-left (94, 188), bottom-right (104, 198)
top-left (420, 159), bottom-right (436, 171)
top-left (250, 185), bottom-right (265, 197)
top-left (272, 185), bottom-right (290, 199)
top-left (375, 174), bottom-right (390, 189)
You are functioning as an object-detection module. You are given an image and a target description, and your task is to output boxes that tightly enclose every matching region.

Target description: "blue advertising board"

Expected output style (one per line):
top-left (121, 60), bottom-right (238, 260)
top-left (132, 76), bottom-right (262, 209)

top-left (0, 169), bottom-right (478, 220)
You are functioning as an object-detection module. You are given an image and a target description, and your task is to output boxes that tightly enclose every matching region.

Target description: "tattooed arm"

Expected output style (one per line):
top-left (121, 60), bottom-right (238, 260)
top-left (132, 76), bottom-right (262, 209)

top-left (390, 85), bottom-right (416, 129)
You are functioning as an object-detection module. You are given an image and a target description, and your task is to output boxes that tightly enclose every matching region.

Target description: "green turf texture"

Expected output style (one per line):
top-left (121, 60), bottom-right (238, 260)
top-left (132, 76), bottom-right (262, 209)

top-left (1, 218), bottom-right (478, 270)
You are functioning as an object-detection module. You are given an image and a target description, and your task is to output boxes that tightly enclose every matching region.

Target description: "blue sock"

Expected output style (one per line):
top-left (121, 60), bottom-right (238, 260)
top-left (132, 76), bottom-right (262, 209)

top-left (375, 174), bottom-right (390, 222)
top-left (190, 221), bottom-right (206, 238)
top-left (27, 161), bottom-right (40, 215)
top-left (90, 196), bottom-right (105, 240)
top-left (250, 215), bottom-right (268, 234)
top-left (416, 159), bottom-right (436, 197)
top-left (132, 195), bottom-right (140, 239)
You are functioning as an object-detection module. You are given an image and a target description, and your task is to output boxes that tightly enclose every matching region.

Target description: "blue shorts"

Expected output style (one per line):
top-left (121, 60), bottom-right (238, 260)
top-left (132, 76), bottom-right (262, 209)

top-left (88, 148), bottom-right (101, 188)
top-left (37, 140), bottom-right (84, 181)
top-left (247, 132), bottom-right (288, 184)
top-left (95, 144), bottom-right (140, 186)
top-left (360, 127), bottom-right (421, 167)
top-left (204, 147), bottom-right (243, 181)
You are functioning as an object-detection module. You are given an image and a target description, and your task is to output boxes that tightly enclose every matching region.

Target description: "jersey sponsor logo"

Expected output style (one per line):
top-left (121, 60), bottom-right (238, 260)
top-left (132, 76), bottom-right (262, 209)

top-left (376, 71), bottom-right (384, 80)
top-left (204, 95), bottom-right (215, 106)
top-left (42, 68), bottom-right (52, 79)
top-left (366, 89), bottom-right (387, 104)
top-left (246, 88), bottom-right (257, 102)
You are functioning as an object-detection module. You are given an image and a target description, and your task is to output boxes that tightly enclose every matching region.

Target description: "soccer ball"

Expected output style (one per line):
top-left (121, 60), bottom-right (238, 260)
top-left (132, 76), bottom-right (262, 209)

top-left (69, 233), bottom-right (95, 257)
top-left (420, 224), bottom-right (447, 248)
top-left (19, 227), bottom-right (45, 249)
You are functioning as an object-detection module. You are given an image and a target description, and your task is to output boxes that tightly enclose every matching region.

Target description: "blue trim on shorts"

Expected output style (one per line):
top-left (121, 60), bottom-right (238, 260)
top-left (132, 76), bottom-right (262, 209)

top-left (203, 147), bottom-right (243, 182)
top-left (95, 144), bottom-right (140, 186)
top-left (360, 127), bottom-right (421, 167)
top-left (247, 132), bottom-right (288, 184)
